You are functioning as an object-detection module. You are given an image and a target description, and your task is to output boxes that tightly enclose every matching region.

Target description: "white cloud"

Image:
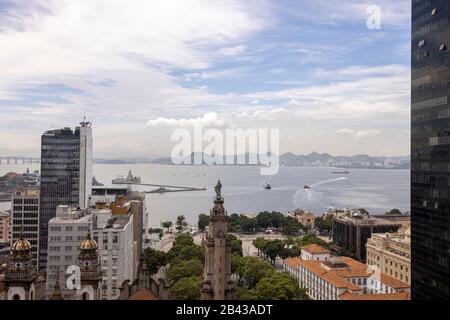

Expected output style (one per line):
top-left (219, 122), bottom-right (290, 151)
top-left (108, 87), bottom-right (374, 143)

top-left (337, 128), bottom-right (382, 140)
top-left (146, 112), bottom-right (229, 128)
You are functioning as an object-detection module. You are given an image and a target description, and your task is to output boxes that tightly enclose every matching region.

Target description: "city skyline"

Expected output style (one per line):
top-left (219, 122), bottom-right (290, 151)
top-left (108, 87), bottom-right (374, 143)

top-left (0, 0), bottom-right (411, 158)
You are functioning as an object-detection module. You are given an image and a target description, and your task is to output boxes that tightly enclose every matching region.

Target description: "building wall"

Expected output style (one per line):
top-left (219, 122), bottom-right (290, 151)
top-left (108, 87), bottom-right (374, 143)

top-left (94, 215), bottom-right (135, 300)
top-left (411, 0), bottom-right (450, 299)
top-left (0, 211), bottom-right (10, 243)
top-left (11, 188), bottom-right (40, 260)
top-left (366, 233), bottom-right (411, 285)
top-left (46, 213), bottom-right (92, 298)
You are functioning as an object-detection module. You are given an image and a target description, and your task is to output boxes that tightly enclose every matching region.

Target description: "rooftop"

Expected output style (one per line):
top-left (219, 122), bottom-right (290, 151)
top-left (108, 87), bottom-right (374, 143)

top-left (339, 291), bottom-right (410, 300)
top-left (302, 244), bottom-right (331, 255)
top-left (128, 289), bottom-right (159, 300)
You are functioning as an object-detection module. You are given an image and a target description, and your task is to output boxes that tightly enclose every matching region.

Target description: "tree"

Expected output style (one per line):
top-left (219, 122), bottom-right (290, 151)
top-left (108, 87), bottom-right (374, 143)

top-left (241, 217), bottom-right (258, 233)
top-left (241, 257), bottom-right (274, 288)
top-left (255, 272), bottom-right (309, 300)
top-left (263, 239), bottom-right (284, 264)
top-left (162, 221), bottom-right (173, 232)
top-left (252, 237), bottom-right (269, 257)
top-left (227, 234), bottom-right (243, 256)
top-left (270, 212), bottom-right (285, 229)
top-left (281, 216), bottom-right (301, 236)
top-left (256, 211), bottom-right (273, 229)
top-left (170, 276), bottom-right (202, 300)
top-left (143, 248), bottom-right (168, 275)
top-left (386, 208), bottom-right (402, 215)
top-left (315, 215), bottom-right (333, 234)
top-left (198, 214), bottom-right (209, 231)
top-left (167, 259), bottom-right (203, 283)
top-left (176, 215), bottom-right (188, 231)
top-left (235, 286), bottom-right (257, 300)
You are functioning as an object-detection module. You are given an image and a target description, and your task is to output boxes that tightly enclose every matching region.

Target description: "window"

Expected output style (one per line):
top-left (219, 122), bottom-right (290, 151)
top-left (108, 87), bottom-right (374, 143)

top-left (66, 226), bottom-right (73, 232)
top-left (65, 246), bottom-right (72, 251)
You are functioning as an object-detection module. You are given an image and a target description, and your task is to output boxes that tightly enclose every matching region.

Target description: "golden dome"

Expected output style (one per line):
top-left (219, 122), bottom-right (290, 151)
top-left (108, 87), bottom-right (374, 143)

top-left (12, 236), bottom-right (32, 251)
top-left (80, 233), bottom-right (98, 250)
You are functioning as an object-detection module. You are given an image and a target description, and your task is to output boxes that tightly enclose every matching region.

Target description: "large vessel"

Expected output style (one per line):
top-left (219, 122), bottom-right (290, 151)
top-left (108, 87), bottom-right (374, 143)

top-left (332, 170), bottom-right (350, 174)
top-left (112, 170), bottom-right (141, 184)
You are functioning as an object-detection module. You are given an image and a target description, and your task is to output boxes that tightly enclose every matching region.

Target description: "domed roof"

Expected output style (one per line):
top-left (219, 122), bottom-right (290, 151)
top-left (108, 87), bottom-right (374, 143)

top-left (12, 236), bottom-right (31, 252)
top-left (80, 233), bottom-right (98, 250)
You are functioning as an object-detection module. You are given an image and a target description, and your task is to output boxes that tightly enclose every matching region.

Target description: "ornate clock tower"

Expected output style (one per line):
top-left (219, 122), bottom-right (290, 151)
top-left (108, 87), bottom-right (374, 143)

top-left (201, 180), bottom-right (234, 300)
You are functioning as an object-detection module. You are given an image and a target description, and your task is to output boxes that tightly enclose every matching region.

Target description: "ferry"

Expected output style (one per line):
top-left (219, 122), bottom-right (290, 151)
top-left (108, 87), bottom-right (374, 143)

top-left (263, 182), bottom-right (272, 190)
top-left (332, 170), bottom-right (350, 174)
top-left (112, 170), bottom-right (141, 184)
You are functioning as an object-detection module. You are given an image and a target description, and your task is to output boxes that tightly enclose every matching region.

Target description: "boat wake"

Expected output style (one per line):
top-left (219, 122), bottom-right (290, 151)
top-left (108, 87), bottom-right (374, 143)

top-left (310, 177), bottom-right (348, 188)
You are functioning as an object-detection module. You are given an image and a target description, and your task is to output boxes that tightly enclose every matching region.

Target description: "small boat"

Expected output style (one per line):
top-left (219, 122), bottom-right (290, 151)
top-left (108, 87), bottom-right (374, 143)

top-left (263, 182), bottom-right (272, 190)
top-left (303, 185), bottom-right (310, 190)
top-left (332, 170), bottom-right (350, 174)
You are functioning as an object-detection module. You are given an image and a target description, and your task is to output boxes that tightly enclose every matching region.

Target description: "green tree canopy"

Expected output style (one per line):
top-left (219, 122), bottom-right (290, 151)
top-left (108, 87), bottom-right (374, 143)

top-left (176, 215), bottom-right (188, 231)
top-left (227, 234), bottom-right (243, 256)
top-left (170, 276), bottom-right (202, 300)
top-left (167, 259), bottom-right (203, 283)
top-left (143, 248), bottom-right (168, 275)
top-left (281, 216), bottom-right (302, 236)
top-left (198, 213), bottom-right (209, 231)
top-left (386, 208), bottom-right (402, 215)
top-left (162, 221), bottom-right (173, 231)
top-left (255, 272), bottom-right (309, 300)
top-left (241, 256), bottom-right (274, 289)
top-left (257, 211), bottom-right (273, 229)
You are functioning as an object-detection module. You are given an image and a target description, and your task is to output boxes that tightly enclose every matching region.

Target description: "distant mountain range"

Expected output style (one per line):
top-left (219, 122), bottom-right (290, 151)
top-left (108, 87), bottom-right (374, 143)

top-left (94, 152), bottom-right (410, 169)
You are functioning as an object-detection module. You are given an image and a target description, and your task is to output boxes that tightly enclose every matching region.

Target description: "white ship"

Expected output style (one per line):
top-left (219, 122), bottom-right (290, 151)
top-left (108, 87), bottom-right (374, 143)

top-left (112, 170), bottom-right (141, 184)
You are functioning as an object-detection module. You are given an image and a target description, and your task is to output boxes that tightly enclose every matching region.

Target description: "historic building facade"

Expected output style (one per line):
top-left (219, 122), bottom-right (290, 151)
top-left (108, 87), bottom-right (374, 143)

top-left (2, 235), bottom-right (45, 300)
top-left (201, 181), bottom-right (234, 300)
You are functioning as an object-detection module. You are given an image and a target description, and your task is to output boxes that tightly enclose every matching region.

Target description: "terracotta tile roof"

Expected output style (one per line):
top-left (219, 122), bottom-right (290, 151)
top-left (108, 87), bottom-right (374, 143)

top-left (283, 257), bottom-right (302, 267)
top-left (334, 269), bottom-right (371, 278)
top-left (296, 260), bottom-right (361, 291)
top-left (340, 256), bottom-right (367, 270)
top-left (339, 291), bottom-right (410, 300)
top-left (380, 273), bottom-right (410, 289)
top-left (322, 271), bottom-right (362, 291)
top-left (128, 289), bottom-right (159, 300)
top-left (302, 244), bottom-right (331, 254)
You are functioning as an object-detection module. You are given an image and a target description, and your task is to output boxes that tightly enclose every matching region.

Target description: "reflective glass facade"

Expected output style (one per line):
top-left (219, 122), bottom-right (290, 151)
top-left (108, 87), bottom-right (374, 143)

top-left (38, 124), bottom-right (92, 270)
top-left (412, 0), bottom-right (450, 299)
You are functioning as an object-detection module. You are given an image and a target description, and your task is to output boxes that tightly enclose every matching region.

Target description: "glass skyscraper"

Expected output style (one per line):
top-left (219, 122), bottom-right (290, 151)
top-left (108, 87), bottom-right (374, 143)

top-left (412, 0), bottom-right (450, 299)
top-left (38, 121), bottom-right (92, 269)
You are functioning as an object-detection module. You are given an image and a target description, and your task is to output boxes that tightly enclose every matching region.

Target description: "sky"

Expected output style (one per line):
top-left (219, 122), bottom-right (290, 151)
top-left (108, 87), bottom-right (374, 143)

top-left (0, 0), bottom-right (411, 158)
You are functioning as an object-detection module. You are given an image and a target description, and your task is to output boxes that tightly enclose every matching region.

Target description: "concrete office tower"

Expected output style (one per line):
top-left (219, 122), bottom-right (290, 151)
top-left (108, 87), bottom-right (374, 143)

top-left (46, 206), bottom-right (92, 298)
top-left (10, 188), bottom-right (40, 260)
top-left (201, 181), bottom-right (234, 300)
top-left (411, 0), bottom-right (450, 299)
top-left (38, 121), bottom-right (93, 269)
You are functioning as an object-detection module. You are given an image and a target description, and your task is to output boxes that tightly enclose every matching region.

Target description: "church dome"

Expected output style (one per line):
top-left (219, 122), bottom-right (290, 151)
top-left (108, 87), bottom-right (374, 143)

top-left (80, 233), bottom-right (98, 250)
top-left (11, 236), bottom-right (31, 252)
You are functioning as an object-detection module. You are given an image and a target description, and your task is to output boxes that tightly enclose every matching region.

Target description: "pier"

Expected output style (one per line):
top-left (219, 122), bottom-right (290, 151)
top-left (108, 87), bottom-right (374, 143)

top-left (112, 182), bottom-right (207, 194)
